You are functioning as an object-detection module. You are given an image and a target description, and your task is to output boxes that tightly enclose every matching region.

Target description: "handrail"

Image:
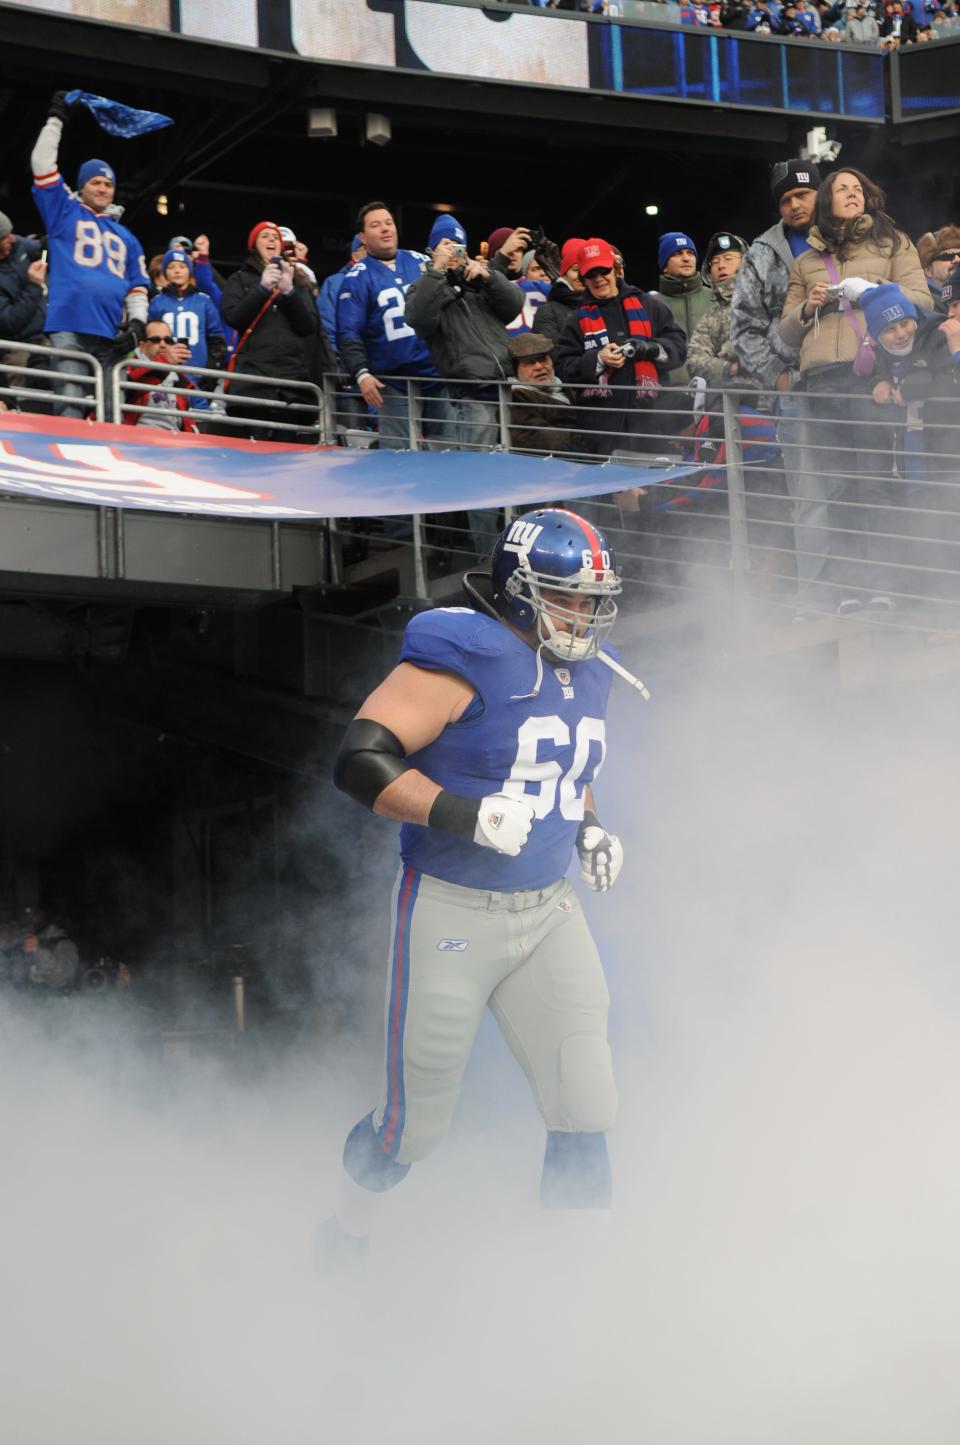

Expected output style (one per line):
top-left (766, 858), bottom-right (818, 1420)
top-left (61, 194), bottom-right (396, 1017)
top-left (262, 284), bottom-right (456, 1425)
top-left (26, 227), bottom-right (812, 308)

top-left (111, 360), bottom-right (326, 443)
top-left (0, 339), bottom-right (104, 420)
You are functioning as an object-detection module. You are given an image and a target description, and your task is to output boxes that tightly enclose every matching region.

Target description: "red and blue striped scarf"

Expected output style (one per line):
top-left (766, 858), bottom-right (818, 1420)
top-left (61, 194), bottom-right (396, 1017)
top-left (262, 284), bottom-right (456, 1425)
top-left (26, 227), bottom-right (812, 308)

top-left (577, 292), bottom-right (659, 399)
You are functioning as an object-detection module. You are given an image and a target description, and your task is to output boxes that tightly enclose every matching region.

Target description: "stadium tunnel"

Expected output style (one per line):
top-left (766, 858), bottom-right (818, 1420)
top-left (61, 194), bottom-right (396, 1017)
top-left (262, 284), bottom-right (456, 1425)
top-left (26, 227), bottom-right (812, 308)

top-left (0, 567), bottom-right (421, 1035)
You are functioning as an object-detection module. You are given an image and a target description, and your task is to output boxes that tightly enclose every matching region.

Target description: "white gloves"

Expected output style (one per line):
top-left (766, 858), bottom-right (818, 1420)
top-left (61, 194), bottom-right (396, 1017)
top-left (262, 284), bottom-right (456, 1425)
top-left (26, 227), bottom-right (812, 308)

top-left (474, 793), bottom-right (536, 855)
top-left (577, 823), bottom-right (624, 892)
top-left (261, 260), bottom-right (283, 291)
top-left (833, 276), bottom-right (874, 304)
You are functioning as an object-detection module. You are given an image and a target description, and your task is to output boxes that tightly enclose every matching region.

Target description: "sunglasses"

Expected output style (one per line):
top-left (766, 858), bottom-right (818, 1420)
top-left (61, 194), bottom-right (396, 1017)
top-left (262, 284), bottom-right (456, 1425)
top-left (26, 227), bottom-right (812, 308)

top-left (937, 251), bottom-right (960, 262)
top-left (145, 335), bottom-right (174, 344)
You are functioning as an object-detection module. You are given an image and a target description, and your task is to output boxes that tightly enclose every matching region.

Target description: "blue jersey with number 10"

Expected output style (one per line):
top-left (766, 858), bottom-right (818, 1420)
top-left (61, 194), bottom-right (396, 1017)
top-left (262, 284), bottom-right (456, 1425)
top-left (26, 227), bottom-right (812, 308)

top-left (399, 608), bottom-right (614, 891)
top-left (33, 175), bottom-right (149, 339)
top-left (336, 251), bottom-right (436, 380)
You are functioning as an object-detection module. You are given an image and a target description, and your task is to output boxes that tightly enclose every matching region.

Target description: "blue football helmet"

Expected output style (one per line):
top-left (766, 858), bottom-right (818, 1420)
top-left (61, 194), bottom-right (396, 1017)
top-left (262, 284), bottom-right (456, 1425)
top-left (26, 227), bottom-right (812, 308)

top-left (490, 508), bottom-right (621, 660)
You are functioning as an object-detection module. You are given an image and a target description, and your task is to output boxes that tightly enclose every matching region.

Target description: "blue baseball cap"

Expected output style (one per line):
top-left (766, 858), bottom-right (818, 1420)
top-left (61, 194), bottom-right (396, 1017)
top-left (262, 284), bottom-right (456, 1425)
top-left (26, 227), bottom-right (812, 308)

top-left (658, 231), bottom-right (697, 271)
top-left (350, 232), bottom-right (363, 254)
top-left (161, 247), bottom-right (194, 277)
top-left (428, 214), bottom-right (468, 251)
top-left (862, 284), bottom-right (917, 341)
top-left (77, 158), bottom-right (116, 190)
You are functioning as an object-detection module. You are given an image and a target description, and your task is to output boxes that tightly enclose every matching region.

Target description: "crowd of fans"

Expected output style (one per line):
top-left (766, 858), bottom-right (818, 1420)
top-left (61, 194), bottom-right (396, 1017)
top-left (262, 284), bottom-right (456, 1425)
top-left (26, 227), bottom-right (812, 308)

top-left (521, 0), bottom-right (958, 45)
top-left (2, 89), bottom-right (960, 619)
top-left (683, 0), bottom-right (956, 45)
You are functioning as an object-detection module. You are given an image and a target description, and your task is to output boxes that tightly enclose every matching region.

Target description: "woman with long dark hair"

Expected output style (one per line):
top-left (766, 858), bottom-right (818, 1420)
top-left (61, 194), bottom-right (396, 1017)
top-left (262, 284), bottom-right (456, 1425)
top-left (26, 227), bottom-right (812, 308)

top-left (778, 168), bottom-right (927, 614)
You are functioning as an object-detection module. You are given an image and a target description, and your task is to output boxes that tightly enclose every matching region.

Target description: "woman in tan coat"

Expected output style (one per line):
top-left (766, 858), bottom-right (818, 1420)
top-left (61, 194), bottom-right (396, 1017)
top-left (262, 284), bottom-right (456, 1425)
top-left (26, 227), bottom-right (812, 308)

top-left (778, 169), bottom-right (928, 615)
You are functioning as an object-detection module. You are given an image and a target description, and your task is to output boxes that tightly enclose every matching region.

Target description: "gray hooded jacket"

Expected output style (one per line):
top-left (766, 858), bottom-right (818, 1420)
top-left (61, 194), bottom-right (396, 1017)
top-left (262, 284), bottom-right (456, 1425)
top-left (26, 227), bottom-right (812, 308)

top-left (729, 220), bottom-right (804, 391)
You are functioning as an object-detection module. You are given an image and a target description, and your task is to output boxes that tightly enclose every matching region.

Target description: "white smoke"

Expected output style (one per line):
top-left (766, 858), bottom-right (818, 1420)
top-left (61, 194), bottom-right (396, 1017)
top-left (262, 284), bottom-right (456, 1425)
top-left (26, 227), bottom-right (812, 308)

top-left (2, 660), bottom-right (959, 1444)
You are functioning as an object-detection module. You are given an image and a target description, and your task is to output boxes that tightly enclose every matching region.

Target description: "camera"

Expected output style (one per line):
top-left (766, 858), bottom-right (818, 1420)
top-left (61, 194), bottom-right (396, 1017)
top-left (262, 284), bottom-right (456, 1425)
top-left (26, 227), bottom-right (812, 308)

top-left (615, 342), bottom-right (637, 360)
top-left (528, 225), bottom-right (546, 250)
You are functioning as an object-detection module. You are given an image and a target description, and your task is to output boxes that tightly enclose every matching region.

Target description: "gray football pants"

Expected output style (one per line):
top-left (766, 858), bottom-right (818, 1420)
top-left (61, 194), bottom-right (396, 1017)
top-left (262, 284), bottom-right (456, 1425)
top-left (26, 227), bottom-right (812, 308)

top-left (372, 866), bottom-right (617, 1166)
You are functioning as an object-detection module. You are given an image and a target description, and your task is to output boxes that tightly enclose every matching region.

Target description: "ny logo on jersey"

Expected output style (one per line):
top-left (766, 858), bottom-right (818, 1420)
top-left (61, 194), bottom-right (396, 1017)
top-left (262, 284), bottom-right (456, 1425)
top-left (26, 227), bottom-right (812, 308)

top-left (437, 938), bottom-right (470, 952)
top-left (502, 520), bottom-right (544, 557)
top-left (553, 666), bottom-right (574, 700)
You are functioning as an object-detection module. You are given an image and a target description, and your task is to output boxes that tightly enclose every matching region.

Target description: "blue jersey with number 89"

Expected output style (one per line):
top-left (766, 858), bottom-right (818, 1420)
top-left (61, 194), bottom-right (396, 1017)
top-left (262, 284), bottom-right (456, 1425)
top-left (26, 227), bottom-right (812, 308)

top-left (399, 608), bottom-right (614, 891)
top-left (33, 176), bottom-right (149, 339)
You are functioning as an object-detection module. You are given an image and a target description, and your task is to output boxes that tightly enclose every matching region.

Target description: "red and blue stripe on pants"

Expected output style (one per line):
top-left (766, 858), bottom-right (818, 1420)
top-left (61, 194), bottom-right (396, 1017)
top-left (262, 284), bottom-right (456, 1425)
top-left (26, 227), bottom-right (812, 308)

top-left (379, 864), bottom-right (421, 1159)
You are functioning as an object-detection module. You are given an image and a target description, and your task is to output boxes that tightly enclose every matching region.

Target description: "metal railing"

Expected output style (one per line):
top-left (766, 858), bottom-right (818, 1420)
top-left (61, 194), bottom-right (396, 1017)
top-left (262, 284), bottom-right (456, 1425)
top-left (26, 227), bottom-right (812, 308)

top-left (112, 360), bottom-right (326, 441)
top-left (6, 343), bottom-right (960, 647)
top-left (0, 339), bottom-right (104, 418)
top-left (0, 338), bottom-right (328, 441)
top-left (321, 369), bottom-right (960, 640)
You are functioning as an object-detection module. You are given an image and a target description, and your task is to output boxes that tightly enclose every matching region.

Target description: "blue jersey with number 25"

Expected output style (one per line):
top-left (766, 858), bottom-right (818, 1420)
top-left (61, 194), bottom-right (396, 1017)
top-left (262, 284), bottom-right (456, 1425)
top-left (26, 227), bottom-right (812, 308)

top-left (336, 251), bottom-right (435, 380)
top-left (399, 608), bottom-right (614, 891)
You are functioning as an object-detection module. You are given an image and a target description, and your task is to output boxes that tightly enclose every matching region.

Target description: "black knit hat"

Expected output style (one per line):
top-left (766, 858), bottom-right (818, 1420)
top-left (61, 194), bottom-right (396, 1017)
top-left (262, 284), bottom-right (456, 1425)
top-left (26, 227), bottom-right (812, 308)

top-left (771, 159), bottom-right (822, 206)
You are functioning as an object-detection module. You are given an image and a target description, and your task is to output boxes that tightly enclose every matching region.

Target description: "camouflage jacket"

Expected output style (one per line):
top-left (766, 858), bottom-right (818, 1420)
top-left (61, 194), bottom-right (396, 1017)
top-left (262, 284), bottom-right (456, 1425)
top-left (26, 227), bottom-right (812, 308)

top-left (686, 278), bottom-right (742, 389)
top-left (729, 219), bottom-right (803, 391)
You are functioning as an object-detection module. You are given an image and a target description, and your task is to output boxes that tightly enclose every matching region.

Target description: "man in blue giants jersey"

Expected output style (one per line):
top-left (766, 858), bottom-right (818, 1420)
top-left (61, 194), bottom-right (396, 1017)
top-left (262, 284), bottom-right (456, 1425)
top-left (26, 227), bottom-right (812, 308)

top-left (323, 508), bottom-right (626, 1265)
top-left (31, 91), bottom-right (150, 419)
top-left (336, 200), bottom-right (449, 450)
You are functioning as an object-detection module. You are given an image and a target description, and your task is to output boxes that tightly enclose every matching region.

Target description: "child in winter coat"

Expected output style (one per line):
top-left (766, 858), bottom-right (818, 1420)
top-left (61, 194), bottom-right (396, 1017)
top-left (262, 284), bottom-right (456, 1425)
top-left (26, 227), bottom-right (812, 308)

top-left (864, 281), bottom-right (960, 607)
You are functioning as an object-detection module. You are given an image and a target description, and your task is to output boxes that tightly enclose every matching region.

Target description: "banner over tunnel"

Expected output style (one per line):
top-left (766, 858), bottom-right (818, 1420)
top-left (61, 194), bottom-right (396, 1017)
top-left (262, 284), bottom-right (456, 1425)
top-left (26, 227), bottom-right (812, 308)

top-left (0, 415), bottom-right (698, 520)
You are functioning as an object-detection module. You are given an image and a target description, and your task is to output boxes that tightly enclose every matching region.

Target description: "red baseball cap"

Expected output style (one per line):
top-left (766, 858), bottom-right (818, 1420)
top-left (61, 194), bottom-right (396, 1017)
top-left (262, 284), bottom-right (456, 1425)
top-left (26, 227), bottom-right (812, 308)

top-left (560, 237), bottom-right (587, 276)
top-left (577, 238), bottom-right (616, 275)
top-left (247, 220), bottom-right (281, 253)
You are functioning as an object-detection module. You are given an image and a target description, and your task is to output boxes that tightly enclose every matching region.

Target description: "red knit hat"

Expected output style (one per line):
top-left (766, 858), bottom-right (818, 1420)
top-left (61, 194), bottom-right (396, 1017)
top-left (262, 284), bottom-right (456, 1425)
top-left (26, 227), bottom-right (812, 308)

top-left (247, 220), bottom-right (281, 253)
top-left (559, 237), bottom-right (587, 276)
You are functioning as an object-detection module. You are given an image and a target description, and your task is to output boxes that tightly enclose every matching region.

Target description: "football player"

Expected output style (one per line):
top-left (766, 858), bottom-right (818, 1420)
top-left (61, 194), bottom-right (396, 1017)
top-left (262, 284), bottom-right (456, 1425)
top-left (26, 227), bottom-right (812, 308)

top-left (31, 91), bottom-right (150, 419)
top-left (323, 508), bottom-right (625, 1264)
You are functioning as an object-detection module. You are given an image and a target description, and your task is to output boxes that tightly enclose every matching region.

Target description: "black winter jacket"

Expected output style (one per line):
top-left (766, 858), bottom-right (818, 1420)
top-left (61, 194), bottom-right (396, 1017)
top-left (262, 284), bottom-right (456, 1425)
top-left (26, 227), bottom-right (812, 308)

top-left (221, 255), bottom-right (318, 380)
top-left (554, 283), bottom-right (687, 454)
top-left (0, 236), bottom-right (45, 344)
top-left (405, 255), bottom-right (523, 387)
top-left (532, 279), bottom-right (583, 346)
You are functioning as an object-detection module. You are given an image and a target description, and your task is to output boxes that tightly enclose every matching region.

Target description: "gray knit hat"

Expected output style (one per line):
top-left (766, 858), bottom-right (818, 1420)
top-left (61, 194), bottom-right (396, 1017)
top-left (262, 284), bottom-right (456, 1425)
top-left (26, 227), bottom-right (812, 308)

top-left (0, 213), bottom-right (12, 241)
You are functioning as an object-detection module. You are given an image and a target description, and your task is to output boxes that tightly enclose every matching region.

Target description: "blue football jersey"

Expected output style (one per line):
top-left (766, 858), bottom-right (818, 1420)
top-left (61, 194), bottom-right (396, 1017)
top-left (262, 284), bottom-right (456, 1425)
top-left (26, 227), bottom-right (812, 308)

top-left (336, 251), bottom-right (436, 380)
top-left (506, 277), bottom-right (551, 336)
top-left (399, 608), bottom-right (614, 891)
top-left (33, 175), bottom-right (149, 339)
top-left (148, 290), bottom-right (225, 369)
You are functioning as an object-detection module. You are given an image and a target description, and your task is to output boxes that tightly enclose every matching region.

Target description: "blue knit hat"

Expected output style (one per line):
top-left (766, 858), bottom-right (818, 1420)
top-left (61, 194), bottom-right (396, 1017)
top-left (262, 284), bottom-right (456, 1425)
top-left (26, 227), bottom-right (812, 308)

top-left (77, 158), bottom-right (116, 190)
top-left (427, 214), bottom-right (468, 251)
top-left (161, 247), bottom-right (194, 277)
top-left (861, 284), bottom-right (917, 341)
top-left (658, 231), bottom-right (697, 271)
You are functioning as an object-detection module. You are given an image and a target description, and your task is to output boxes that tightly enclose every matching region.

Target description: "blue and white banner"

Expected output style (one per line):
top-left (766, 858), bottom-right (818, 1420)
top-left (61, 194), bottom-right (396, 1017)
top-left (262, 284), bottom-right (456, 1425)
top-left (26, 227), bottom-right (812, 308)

top-left (0, 416), bottom-right (697, 520)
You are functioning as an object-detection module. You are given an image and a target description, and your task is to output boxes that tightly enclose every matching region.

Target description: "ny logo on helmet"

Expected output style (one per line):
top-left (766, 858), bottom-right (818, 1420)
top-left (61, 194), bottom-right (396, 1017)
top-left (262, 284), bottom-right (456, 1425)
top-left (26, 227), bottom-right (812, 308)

top-left (502, 520), bottom-right (543, 556)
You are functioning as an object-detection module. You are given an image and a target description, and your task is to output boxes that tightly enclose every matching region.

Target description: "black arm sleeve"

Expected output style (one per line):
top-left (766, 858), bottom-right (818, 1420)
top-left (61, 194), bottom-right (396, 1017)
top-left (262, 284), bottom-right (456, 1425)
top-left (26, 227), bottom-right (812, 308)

top-left (333, 719), bottom-right (410, 809)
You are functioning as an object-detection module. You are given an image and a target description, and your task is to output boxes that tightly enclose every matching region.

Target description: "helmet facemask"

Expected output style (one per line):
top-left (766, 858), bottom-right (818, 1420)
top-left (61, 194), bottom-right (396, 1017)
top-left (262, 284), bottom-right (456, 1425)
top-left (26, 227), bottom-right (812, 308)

top-left (508, 556), bottom-right (620, 661)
